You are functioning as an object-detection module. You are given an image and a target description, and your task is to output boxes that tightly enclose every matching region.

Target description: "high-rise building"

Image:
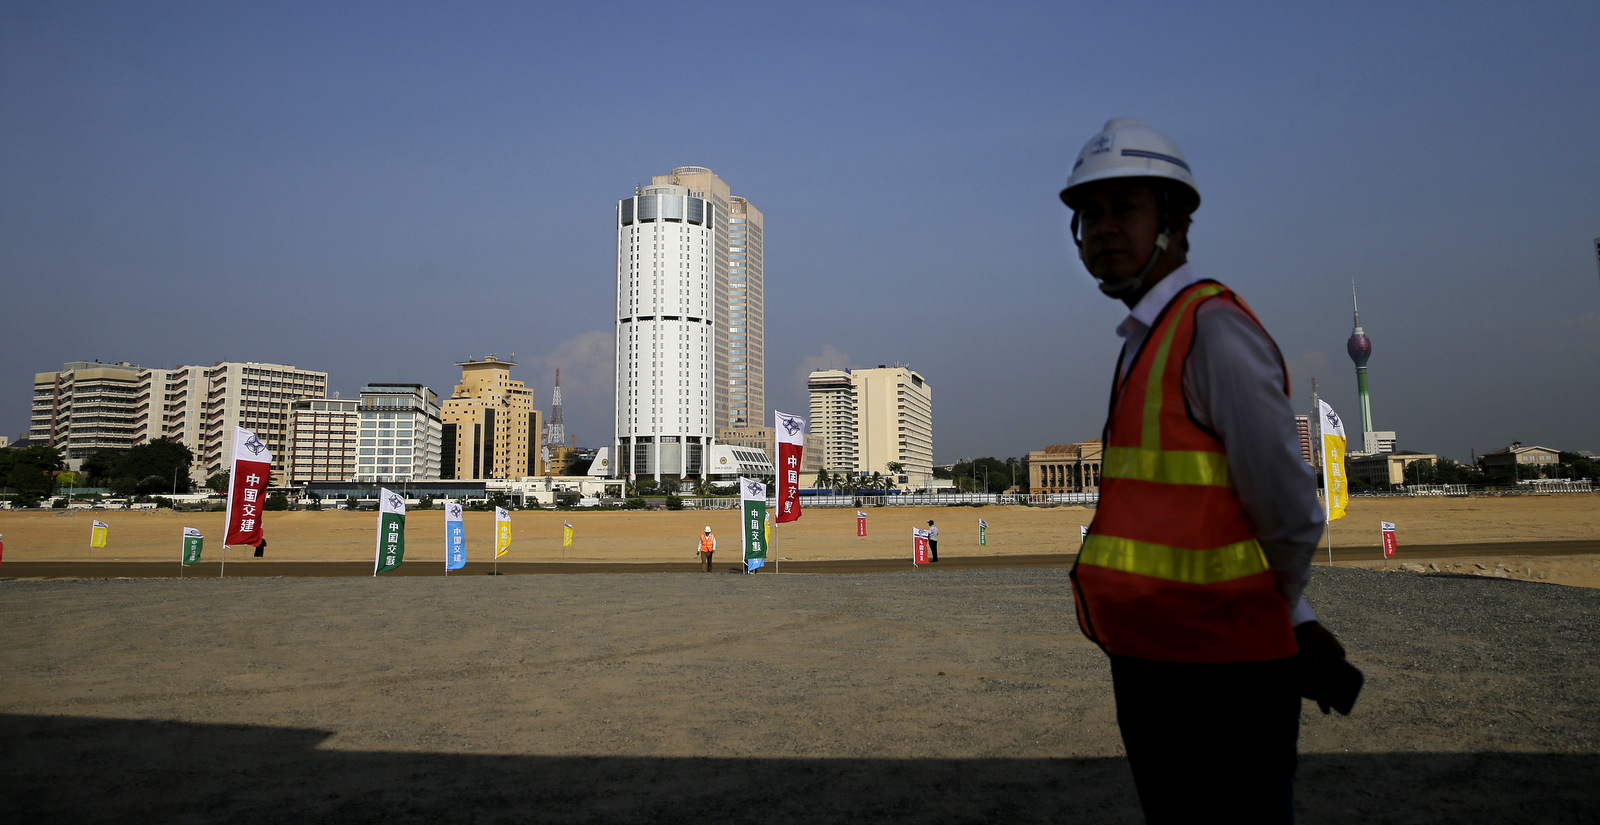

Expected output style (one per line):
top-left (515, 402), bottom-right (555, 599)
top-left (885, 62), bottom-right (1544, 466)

top-left (613, 181), bottom-right (716, 482)
top-left (807, 369), bottom-right (859, 475)
top-left (199, 362), bottom-right (329, 485)
top-left (288, 397), bottom-right (360, 484)
top-left (805, 365), bottom-right (934, 489)
top-left (440, 357), bottom-right (541, 480)
top-left (136, 365), bottom-right (209, 469)
top-left (356, 384), bottom-right (442, 483)
top-left (651, 166), bottom-right (765, 431)
top-left (30, 360), bottom-right (144, 468)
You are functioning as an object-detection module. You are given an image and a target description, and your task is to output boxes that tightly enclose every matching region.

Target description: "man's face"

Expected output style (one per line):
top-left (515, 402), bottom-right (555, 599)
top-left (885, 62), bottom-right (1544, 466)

top-left (1074, 181), bottom-right (1165, 284)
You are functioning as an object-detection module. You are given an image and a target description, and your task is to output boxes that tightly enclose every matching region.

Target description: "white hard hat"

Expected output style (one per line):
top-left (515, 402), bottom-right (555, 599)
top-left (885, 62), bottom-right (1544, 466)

top-left (704, 526), bottom-right (712, 533)
top-left (1060, 118), bottom-right (1200, 213)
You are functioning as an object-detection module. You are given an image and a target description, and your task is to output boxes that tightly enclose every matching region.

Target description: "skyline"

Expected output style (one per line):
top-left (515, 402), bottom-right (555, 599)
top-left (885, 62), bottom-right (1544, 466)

top-left (3, 3), bottom-right (1597, 465)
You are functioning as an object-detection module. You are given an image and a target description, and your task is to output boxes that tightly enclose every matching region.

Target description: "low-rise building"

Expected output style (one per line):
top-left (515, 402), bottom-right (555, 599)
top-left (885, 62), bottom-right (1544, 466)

top-left (1029, 439), bottom-right (1103, 494)
top-left (1347, 450), bottom-right (1437, 488)
top-left (1478, 442), bottom-right (1562, 481)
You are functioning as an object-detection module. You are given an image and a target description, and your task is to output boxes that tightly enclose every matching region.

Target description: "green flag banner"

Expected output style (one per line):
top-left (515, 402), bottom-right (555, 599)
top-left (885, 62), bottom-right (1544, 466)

top-left (374, 488), bottom-right (407, 575)
top-left (740, 476), bottom-right (768, 573)
top-left (182, 527), bottom-right (203, 565)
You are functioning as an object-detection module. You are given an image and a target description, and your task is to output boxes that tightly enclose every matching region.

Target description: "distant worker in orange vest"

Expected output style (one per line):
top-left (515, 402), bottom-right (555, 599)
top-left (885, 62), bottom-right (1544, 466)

top-left (1060, 118), bottom-right (1360, 824)
top-left (698, 526), bottom-right (716, 573)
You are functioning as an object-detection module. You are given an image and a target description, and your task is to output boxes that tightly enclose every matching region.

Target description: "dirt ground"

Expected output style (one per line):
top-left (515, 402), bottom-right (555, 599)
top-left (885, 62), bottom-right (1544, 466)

top-left (2, 564), bottom-right (1596, 823)
top-left (4, 494), bottom-right (1599, 586)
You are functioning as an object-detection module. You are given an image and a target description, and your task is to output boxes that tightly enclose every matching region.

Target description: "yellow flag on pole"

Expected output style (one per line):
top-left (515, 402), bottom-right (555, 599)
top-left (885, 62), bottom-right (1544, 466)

top-left (1318, 400), bottom-right (1349, 521)
top-left (90, 519), bottom-right (109, 548)
top-left (562, 521), bottom-right (573, 548)
top-left (494, 507), bottom-right (512, 558)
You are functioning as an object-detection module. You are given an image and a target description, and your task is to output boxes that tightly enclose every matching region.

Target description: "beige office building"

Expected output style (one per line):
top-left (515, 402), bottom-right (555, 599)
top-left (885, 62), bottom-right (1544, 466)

top-left (288, 398), bottom-right (360, 484)
top-left (199, 362), bottom-right (329, 485)
top-left (441, 357), bottom-right (542, 480)
top-left (805, 365), bottom-right (934, 490)
top-left (650, 166), bottom-right (765, 431)
top-left (136, 365), bottom-right (210, 481)
top-left (30, 361), bottom-right (145, 468)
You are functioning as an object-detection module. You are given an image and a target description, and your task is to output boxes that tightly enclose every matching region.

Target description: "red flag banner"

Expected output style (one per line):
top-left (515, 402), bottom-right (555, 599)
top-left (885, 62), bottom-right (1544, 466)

top-left (1381, 521), bottom-right (1397, 558)
top-left (224, 427), bottom-right (273, 547)
top-left (857, 511), bottom-right (867, 537)
top-left (774, 410), bottom-right (805, 524)
top-left (913, 528), bottom-right (931, 565)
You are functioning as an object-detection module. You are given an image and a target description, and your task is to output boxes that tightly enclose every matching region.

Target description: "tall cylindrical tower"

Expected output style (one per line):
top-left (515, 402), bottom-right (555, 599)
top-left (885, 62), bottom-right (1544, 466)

top-left (614, 184), bottom-right (715, 483)
top-left (1346, 285), bottom-right (1373, 446)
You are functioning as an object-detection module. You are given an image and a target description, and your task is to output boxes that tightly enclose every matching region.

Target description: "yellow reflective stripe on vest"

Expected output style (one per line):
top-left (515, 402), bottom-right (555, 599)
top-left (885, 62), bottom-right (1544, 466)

top-left (1101, 446), bottom-right (1233, 487)
top-left (1139, 284), bottom-right (1227, 450)
top-left (1079, 534), bottom-right (1270, 584)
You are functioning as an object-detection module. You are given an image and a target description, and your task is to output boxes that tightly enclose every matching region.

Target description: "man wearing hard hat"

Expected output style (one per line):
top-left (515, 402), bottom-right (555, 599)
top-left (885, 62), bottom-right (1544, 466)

top-left (698, 525), bottom-right (716, 573)
top-left (1060, 119), bottom-right (1360, 823)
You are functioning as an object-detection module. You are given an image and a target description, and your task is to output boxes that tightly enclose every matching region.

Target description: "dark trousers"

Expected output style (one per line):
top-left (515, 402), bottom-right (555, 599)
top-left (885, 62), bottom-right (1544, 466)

top-left (1110, 655), bottom-right (1301, 824)
top-left (928, 540), bottom-right (938, 561)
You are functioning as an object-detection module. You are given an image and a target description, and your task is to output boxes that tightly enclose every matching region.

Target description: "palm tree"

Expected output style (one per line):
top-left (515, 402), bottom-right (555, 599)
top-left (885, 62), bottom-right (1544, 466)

top-left (814, 468), bottom-right (831, 490)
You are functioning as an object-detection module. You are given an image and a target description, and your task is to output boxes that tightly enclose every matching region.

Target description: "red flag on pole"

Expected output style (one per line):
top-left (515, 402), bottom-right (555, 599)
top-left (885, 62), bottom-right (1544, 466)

top-left (913, 528), bottom-right (931, 565)
top-left (856, 511), bottom-right (867, 537)
top-left (1381, 521), bottom-right (1397, 558)
top-left (774, 410), bottom-right (805, 524)
top-left (224, 427), bottom-right (272, 548)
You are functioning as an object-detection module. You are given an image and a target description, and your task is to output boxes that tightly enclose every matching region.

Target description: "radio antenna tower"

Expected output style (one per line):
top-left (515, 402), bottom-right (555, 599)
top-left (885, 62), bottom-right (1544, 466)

top-left (545, 369), bottom-right (566, 451)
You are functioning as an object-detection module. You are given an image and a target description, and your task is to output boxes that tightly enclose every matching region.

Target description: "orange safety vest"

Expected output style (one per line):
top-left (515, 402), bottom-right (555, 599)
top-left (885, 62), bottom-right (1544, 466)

top-left (700, 534), bottom-right (716, 553)
top-left (1072, 280), bottom-right (1297, 663)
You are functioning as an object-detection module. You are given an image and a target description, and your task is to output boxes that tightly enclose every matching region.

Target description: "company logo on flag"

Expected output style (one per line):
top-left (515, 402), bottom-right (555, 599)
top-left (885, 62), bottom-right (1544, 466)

top-left (1318, 400), bottom-right (1348, 521)
top-left (90, 520), bottom-right (109, 548)
top-left (741, 476), bottom-right (768, 572)
top-left (445, 501), bottom-right (466, 571)
top-left (774, 411), bottom-right (805, 524)
top-left (224, 427), bottom-right (272, 548)
top-left (182, 527), bottom-right (203, 565)
top-left (374, 488), bottom-right (406, 575)
top-left (1381, 521), bottom-right (1398, 558)
top-left (495, 507), bottom-right (512, 557)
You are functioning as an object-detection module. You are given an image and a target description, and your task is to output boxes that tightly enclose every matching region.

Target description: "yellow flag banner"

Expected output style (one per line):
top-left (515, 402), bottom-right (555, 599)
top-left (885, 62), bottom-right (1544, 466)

top-left (495, 507), bottom-right (512, 558)
top-left (90, 519), bottom-right (109, 548)
top-left (1319, 400), bottom-right (1348, 521)
top-left (562, 521), bottom-right (573, 548)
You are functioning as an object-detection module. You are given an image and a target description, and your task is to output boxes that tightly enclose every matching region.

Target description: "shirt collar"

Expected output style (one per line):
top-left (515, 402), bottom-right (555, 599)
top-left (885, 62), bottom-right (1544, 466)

top-left (1115, 262), bottom-right (1203, 340)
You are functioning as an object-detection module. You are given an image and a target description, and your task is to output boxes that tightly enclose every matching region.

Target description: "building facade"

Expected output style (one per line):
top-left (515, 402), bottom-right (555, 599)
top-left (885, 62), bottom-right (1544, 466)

top-left (651, 166), bottom-right (765, 430)
top-left (356, 383), bottom-right (442, 483)
top-left (804, 365), bottom-right (934, 489)
top-left (288, 398), bottom-right (360, 484)
top-left (30, 361), bottom-right (145, 468)
top-left (715, 425), bottom-right (824, 474)
top-left (614, 182), bottom-right (716, 482)
top-left (136, 365), bottom-right (209, 470)
top-left (199, 362), bottom-right (328, 485)
top-left (441, 357), bottom-right (540, 480)
top-left (1029, 439), bottom-right (1104, 494)
top-left (1478, 442), bottom-right (1562, 481)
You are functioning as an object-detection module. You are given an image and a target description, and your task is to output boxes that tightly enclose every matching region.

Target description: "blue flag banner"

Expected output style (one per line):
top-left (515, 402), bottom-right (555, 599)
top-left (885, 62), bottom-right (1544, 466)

top-left (445, 501), bottom-right (466, 571)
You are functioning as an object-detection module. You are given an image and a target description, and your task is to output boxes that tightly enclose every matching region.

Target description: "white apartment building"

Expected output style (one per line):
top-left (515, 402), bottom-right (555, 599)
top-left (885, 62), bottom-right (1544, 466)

top-left (288, 398), bottom-right (360, 484)
top-left (806, 365), bottom-right (934, 490)
top-left (136, 365), bottom-right (210, 477)
top-left (648, 167), bottom-right (765, 431)
top-left (614, 182), bottom-right (716, 481)
top-left (31, 361), bottom-right (145, 468)
top-left (199, 362), bottom-right (328, 485)
top-left (356, 383), bottom-right (443, 483)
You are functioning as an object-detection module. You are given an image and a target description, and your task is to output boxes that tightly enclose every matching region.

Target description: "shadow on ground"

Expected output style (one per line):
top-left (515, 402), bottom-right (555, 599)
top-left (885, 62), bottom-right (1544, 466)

top-left (3, 714), bottom-right (1597, 824)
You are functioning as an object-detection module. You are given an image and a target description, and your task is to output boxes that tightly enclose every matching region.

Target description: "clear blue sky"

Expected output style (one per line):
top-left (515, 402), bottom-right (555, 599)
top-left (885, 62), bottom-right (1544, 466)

top-left (4, 1), bottom-right (1597, 463)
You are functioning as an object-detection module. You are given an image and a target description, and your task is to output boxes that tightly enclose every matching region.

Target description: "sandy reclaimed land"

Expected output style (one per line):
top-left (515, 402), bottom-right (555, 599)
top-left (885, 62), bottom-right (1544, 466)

top-left (1, 565), bottom-right (1597, 823)
top-left (3, 494), bottom-right (1599, 586)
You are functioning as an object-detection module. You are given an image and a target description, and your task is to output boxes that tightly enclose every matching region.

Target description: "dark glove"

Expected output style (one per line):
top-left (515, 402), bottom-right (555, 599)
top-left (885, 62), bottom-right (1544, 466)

top-left (1294, 621), bottom-right (1363, 716)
